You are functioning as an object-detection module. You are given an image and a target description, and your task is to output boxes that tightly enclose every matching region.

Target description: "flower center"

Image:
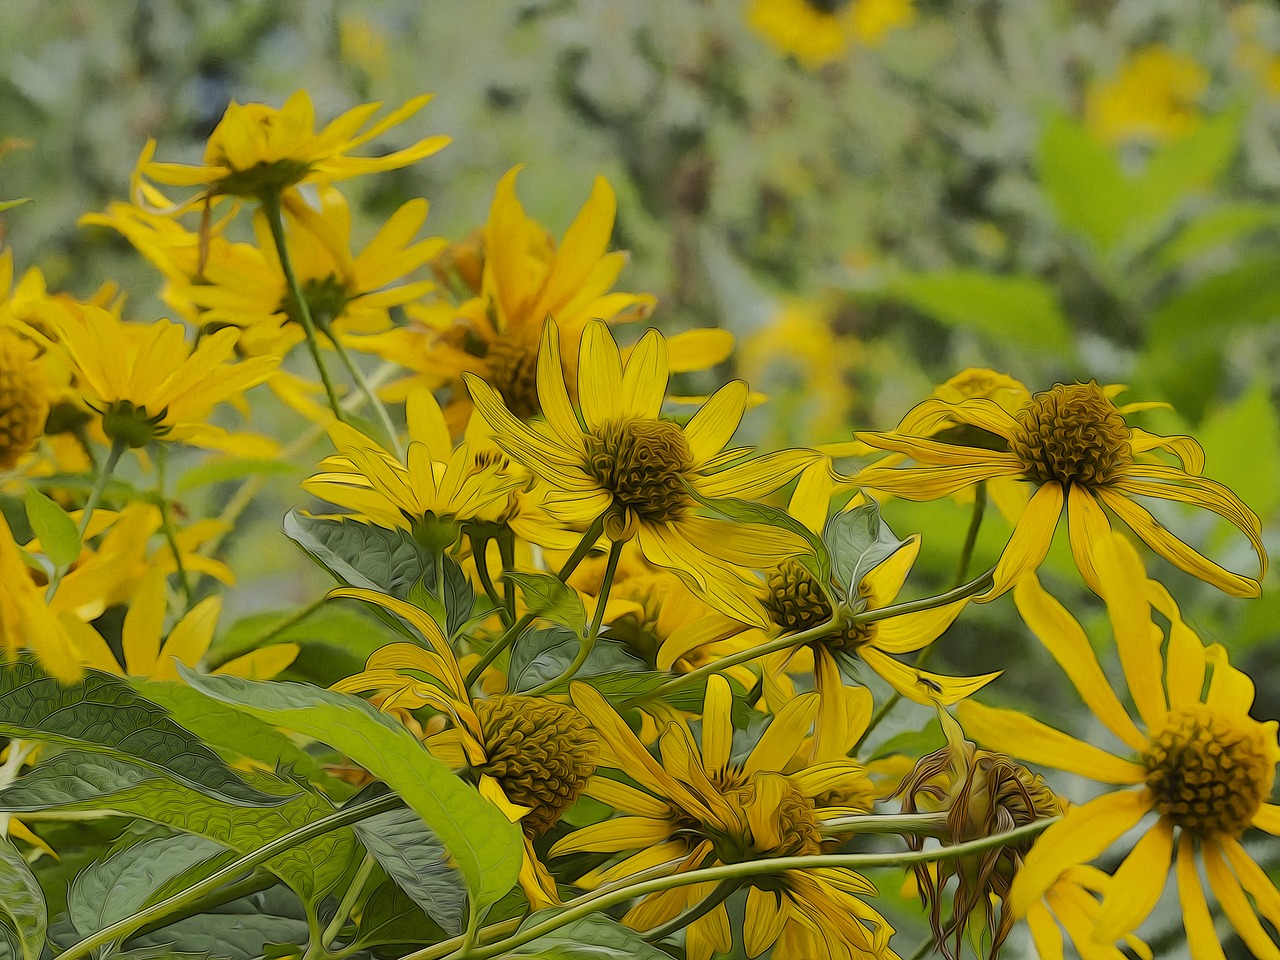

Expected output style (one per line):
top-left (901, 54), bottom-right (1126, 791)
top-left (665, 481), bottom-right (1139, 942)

top-left (1143, 705), bottom-right (1274, 837)
top-left (99, 400), bottom-right (170, 448)
top-left (214, 159), bottom-right (313, 200)
top-left (763, 559), bottom-right (873, 650)
top-left (0, 334), bottom-right (49, 471)
top-left (584, 419), bottom-right (693, 525)
top-left (485, 338), bottom-right (541, 421)
top-left (474, 695), bottom-right (598, 838)
top-left (771, 784), bottom-right (825, 857)
top-left (1009, 382), bottom-right (1132, 487)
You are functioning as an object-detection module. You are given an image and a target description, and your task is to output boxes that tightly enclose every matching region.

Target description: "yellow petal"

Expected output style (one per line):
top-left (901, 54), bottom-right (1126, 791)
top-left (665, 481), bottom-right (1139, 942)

top-left (1065, 486), bottom-right (1111, 595)
top-left (122, 566), bottom-right (167, 676)
top-left (1145, 580), bottom-right (1206, 710)
top-left (620, 327), bottom-right (669, 420)
top-left (682, 380), bottom-right (748, 463)
top-left (1220, 835), bottom-right (1280, 932)
top-left (1176, 836), bottom-right (1227, 960)
top-left (1252, 803), bottom-right (1280, 834)
top-left (980, 481), bottom-right (1062, 601)
top-left (956, 701), bottom-right (1146, 784)
top-left (548, 816), bottom-right (673, 855)
top-left (577, 318), bottom-right (623, 430)
top-left (700, 675), bottom-right (733, 779)
top-left (153, 595), bottom-right (222, 681)
top-left (862, 646), bottom-right (1001, 706)
top-left (1093, 819), bottom-right (1172, 941)
top-left (1203, 839), bottom-right (1280, 959)
top-left (743, 692), bottom-right (819, 776)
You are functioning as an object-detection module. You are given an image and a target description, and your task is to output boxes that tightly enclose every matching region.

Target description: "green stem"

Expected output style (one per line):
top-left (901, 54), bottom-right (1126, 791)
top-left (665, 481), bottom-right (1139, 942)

top-left (155, 444), bottom-right (193, 608)
top-left (496, 530), bottom-right (517, 624)
top-left (820, 811), bottom-right (949, 838)
top-left (443, 819), bottom-right (1058, 960)
top-left (643, 878), bottom-right (738, 943)
top-left (470, 532), bottom-right (512, 628)
top-left (46, 438), bottom-right (126, 601)
top-left (326, 324), bottom-right (405, 460)
top-left (261, 192), bottom-right (345, 422)
top-left (205, 597), bottom-right (326, 672)
top-left (132, 871), bottom-right (277, 939)
top-left (527, 536), bottom-right (622, 696)
top-left (464, 515), bottom-right (605, 688)
top-left (322, 852), bottom-right (377, 948)
top-left (50, 794), bottom-right (404, 960)
top-left (953, 481), bottom-right (986, 589)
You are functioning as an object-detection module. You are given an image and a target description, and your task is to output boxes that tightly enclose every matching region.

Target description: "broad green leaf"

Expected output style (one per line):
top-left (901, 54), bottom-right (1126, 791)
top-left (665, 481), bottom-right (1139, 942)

top-left (0, 749), bottom-right (150, 810)
top-left (441, 556), bottom-right (475, 639)
top-left (1132, 105), bottom-right (1243, 232)
top-left (0, 662), bottom-right (283, 806)
top-left (1038, 113), bottom-right (1132, 252)
top-left (354, 880), bottom-right (448, 948)
top-left (1147, 257), bottom-right (1280, 347)
top-left (505, 913), bottom-right (673, 959)
top-left (128, 886), bottom-right (309, 960)
top-left (886, 271), bottom-right (1071, 353)
top-left (825, 502), bottom-right (909, 606)
top-left (508, 627), bottom-right (645, 694)
top-left (1196, 380), bottom-right (1280, 518)
top-left (282, 510), bottom-right (433, 600)
top-left (69, 834), bottom-right (225, 937)
top-left (133, 681), bottom-right (322, 780)
top-left (23, 486), bottom-right (80, 569)
top-left (178, 668), bottom-right (523, 919)
top-left (0, 836), bottom-right (44, 960)
top-left (502, 572), bottom-right (588, 637)
top-left (176, 457), bottom-right (302, 492)
top-left (6, 761), bottom-right (353, 904)
top-left (1159, 203), bottom-right (1280, 267)
top-left (352, 806), bottom-right (467, 934)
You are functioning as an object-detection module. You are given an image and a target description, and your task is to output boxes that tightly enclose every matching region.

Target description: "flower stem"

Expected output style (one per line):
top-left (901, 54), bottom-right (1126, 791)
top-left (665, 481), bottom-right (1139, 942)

top-left (643, 878), bottom-right (738, 943)
top-left (527, 536), bottom-right (622, 695)
top-left (261, 192), bottom-right (345, 422)
top-left (464, 514), bottom-right (605, 688)
top-left (321, 852), bottom-right (376, 948)
top-left (470, 532), bottom-right (512, 628)
top-left (325, 324), bottom-right (405, 460)
top-left (46, 438), bottom-right (126, 602)
top-left (953, 481), bottom-right (986, 588)
top-left (442, 819), bottom-right (1058, 960)
top-left (821, 811), bottom-right (950, 838)
top-left (50, 794), bottom-right (404, 960)
top-left (155, 444), bottom-right (193, 608)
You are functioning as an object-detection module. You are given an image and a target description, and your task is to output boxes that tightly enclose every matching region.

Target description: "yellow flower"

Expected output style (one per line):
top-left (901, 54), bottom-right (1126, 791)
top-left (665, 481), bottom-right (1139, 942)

top-left (0, 511), bottom-right (81, 681)
top-left (136, 90), bottom-right (449, 202)
top-left (747, 0), bottom-right (915, 68)
top-left (44, 305), bottom-right (277, 452)
top-left (957, 532), bottom-right (1280, 955)
top-left (303, 385), bottom-right (527, 551)
top-left (0, 329), bottom-right (50, 471)
top-left (466, 318), bottom-right (817, 626)
top-left (74, 565), bottom-right (297, 681)
top-left (177, 189), bottom-right (444, 359)
top-left (553, 678), bottom-right (891, 960)
top-left (1026, 868), bottom-right (1153, 960)
top-left (356, 167), bottom-right (729, 432)
top-left (853, 380), bottom-right (1266, 598)
top-left (1085, 46), bottom-right (1208, 145)
top-left (330, 590), bottom-right (596, 907)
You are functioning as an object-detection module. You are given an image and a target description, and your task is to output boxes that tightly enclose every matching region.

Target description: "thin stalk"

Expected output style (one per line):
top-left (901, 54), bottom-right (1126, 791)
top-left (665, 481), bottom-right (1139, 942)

top-left (643, 878), bottom-right (738, 942)
top-left (821, 811), bottom-right (950, 838)
top-left (46, 438), bottom-right (125, 601)
top-left (50, 794), bottom-right (405, 960)
top-left (325, 326), bottom-right (405, 459)
top-left (132, 871), bottom-right (277, 939)
top-left (463, 514), bottom-right (605, 688)
top-left (953, 482), bottom-right (986, 588)
top-left (470, 532), bottom-right (512, 628)
top-left (441, 819), bottom-right (1058, 960)
top-left (496, 530), bottom-right (517, 624)
top-left (261, 192), bottom-right (345, 421)
top-left (527, 536), bottom-right (622, 695)
top-left (205, 597), bottom-right (325, 672)
top-left (155, 444), bottom-right (193, 608)
top-left (321, 852), bottom-right (377, 948)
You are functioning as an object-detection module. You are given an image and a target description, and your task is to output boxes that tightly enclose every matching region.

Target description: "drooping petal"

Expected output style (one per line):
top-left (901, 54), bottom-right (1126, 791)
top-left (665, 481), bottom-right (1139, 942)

top-left (1203, 840), bottom-right (1280, 959)
top-left (1220, 836), bottom-right (1280, 932)
top-left (1065, 486), bottom-right (1112, 596)
top-left (979, 481), bottom-right (1063, 601)
top-left (861, 646), bottom-right (1001, 706)
top-left (1093, 818), bottom-right (1173, 942)
top-left (1176, 837), bottom-right (1227, 960)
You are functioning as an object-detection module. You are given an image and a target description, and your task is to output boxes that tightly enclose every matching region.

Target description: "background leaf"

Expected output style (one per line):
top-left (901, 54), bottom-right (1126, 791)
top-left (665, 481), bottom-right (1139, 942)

top-left (0, 836), bottom-right (44, 960)
top-left (282, 511), bottom-right (433, 600)
top-left (178, 669), bottom-right (523, 920)
top-left (502, 572), bottom-right (587, 637)
top-left (23, 486), bottom-right (79, 570)
top-left (824, 502), bottom-right (909, 604)
top-left (128, 886), bottom-right (309, 960)
top-left (352, 805), bottom-right (468, 935)
top-left (508, 627), bottom-right (645, 694)
top-left (0, 662), bottom-right (283, 806)
top-left (505, 913), bottom-right (674, 959)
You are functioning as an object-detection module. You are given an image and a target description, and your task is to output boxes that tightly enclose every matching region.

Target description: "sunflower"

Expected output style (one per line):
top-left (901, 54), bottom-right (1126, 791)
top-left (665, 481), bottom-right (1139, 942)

top-left (135, 90), bottom-right (449, 204)
top-left (746, 0), bottom-right (915, 68)
top-left (302, 384), bottom-right (531, 553)
top-left (553, 678), bottom-right (891, 960)
top-left (853, 380), bottom-right (1266, 598)
top-left (73, 564), bottom-right (297, 681)
top-left (354, 166), bottom-right (729, 432)
top-left (956, 532), bottom-right (1280, 956)
top-left (41, 305), bottom-right (277, 454)
top-left (330, 589), bottom-right (597, 907)
top-left (465, 318), bottom-right (818, 627)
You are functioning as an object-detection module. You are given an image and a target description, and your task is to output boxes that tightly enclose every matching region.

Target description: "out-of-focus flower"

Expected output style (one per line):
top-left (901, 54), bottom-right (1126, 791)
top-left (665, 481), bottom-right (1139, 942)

top-left (1085, 46), bottom-right (1208, 144)
top-left (0, 512), bottom-right (81, 681)
top-left (466, 319), bottom-right (817, 626)
top-left (339, 14), bottom-right (390, 81)
top-left (747, 0), bottom-right (915, 68)
top-left (136, 90), bottom-right (449, 204)
top-left (958, 532), bottom-right (1280, 955)
top-left (0, 329), bottom-right (50, 471)
top-left (854, 380), bottom-right (1266, 599)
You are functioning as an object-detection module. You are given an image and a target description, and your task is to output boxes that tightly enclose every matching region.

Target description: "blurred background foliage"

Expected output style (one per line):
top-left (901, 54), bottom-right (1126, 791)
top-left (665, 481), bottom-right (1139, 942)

top-left (3, 2), bottom-right (1280, 955)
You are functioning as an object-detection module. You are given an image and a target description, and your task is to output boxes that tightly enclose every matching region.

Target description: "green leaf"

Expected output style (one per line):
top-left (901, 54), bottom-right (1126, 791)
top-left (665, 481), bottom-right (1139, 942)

top-left (0, 836), bottom-right (44, 960)
top-left (128, 886), bottom-right (309, 960)
top-left (502, 572), bottom-right (588, 637)
top-left (1195, 380), bottom-right (1280, 518)
top-left (1132, 106), bottom-right (1244, 231)
top-left (352, 805), bottom-right (467, 934)
top-left (886, 271), bottom-right (1072, 353)
top-left (441, 556), bottom-right (475, 639)
top-left (5, 760), bottom-right (354, 905)
top-left (175, 457), bottom-right (302, 493)
top-left (23, 485), bottom-right (80, 569)
top-left (577, 670), bottom-right (709, 714)
top-left (1158, 202), bottom-right (1280, 267)
top-left (1038, 113), bottom-right (1132, 252)
top-left (132, 681), bottom-right (322, 780)
top-left (355, 880), bottom-right (448, 948)
top-left (508, 627), bottom-right (645, 694)
top-left (1147, 257), bottom-right (1280, 348)
top-left (282, 510), bottom-right (432, 600)
top-left (505, 913), bottom-right (674, 959)
top-left (0, 749), bottom-right (150, 810)
top-left (0, 199), bottom-right (30, 213)
top-left (177, 668), bottom-right (523, 920)
top-left (68, 834), bottom-right (225, 938)
top-left (825, 502), bottom-right (909, 605)
top-left (0, 662), bottom-right (284, 806)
